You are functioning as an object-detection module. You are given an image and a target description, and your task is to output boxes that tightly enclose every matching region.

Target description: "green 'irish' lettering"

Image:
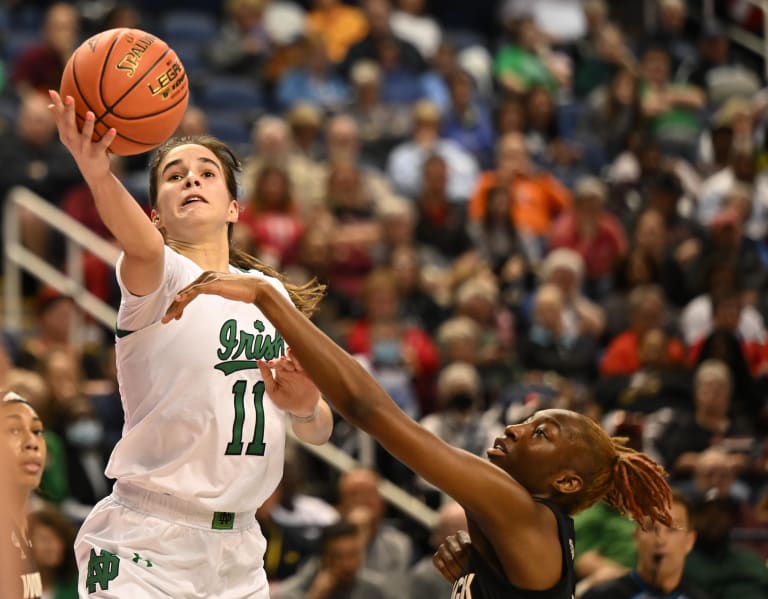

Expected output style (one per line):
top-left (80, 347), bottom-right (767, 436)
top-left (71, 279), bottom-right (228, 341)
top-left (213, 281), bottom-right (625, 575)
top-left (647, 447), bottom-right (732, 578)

top-left (86, 548), bottom-right (120, 593)
top-left (215, 319), bottom-right (286, 373)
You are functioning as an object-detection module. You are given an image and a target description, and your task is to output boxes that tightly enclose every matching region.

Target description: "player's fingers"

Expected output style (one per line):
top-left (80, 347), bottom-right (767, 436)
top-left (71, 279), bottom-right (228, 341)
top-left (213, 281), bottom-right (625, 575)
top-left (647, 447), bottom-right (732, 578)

top-left (161, 301), bottom-right (184, 323)
top-left (432, 548), bottom-right (462, 581)
top-left (47, 89), bottom-right (64, 112)
top-left (257, 361), bottom-right (277, 391)
top-left (286, 349), bottom-right (304, 372)
top-left (97, 127), bottom-right (117, 152)
top-left (81, 111), bottom-right (96, 141)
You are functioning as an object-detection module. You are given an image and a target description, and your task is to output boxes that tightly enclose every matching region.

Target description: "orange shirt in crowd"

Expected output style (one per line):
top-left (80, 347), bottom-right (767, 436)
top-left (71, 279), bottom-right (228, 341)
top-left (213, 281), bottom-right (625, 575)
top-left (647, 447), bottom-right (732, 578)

top-left (468, 171), bottom-right (572, 236)
top-left (306, 4), bottom-right (369, 63)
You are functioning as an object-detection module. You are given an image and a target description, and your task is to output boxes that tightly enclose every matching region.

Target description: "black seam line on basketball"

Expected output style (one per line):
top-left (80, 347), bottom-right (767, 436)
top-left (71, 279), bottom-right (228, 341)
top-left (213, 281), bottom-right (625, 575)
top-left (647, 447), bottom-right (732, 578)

top-left (70, 51), bottom-right (100, 124)
top-left (97, 37), bottom-right (175, 122)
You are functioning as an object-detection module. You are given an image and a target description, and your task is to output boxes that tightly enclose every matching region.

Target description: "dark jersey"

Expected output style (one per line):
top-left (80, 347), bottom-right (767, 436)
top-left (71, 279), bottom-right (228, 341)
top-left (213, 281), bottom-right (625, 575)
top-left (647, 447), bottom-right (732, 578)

top-left (582, 571), bottom-right (712, 599)
top-left (6, 524), bottom-right (43, 599)
top-left (450, 498), bottom-right (576, 599)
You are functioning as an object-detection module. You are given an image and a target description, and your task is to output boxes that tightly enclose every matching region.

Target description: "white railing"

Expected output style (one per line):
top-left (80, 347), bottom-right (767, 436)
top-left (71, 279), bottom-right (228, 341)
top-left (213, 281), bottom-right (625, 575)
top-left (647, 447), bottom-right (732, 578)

top-left (2, 185), bottom-right (439, 529)
top-left (3, 186), bottom-right (119, 344)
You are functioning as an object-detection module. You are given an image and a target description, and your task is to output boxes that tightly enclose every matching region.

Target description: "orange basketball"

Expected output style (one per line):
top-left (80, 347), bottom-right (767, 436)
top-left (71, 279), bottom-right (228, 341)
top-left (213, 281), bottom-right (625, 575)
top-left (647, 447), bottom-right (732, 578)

top-left (60, 28), bottom-right (189, 156)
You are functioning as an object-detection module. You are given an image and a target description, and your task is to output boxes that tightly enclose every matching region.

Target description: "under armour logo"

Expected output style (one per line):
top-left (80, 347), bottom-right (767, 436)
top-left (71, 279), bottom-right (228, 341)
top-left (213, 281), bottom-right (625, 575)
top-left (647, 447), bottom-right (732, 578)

top-left (86, 548), bottom-right (120, 593)
top-left (132, 553), bottom-right (153, 567)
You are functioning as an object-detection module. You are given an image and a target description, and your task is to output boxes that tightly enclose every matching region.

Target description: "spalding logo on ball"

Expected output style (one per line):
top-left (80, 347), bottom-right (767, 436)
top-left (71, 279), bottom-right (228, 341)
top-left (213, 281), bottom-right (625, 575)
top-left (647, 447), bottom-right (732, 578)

top-left (60, 28), bottom-right (189, 156)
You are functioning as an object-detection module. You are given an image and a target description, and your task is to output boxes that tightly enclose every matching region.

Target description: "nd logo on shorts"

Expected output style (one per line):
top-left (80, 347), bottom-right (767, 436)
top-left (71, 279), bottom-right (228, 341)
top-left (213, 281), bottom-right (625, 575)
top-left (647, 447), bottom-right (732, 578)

top-left (86, 548), bottom-right (120, 593)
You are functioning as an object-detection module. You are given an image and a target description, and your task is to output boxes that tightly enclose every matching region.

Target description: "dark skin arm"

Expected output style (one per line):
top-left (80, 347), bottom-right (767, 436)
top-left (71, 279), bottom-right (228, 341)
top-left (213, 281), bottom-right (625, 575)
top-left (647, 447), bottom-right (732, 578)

top-left (163, 272), bottom-right (566, 590)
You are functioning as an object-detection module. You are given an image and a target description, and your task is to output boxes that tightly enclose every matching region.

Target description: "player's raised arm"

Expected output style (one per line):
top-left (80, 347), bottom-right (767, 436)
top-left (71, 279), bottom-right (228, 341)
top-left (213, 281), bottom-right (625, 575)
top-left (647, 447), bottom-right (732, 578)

top-left (48, 90), bottom-right (165, 295)
top-left (162, 272), bottom-right (539, 519)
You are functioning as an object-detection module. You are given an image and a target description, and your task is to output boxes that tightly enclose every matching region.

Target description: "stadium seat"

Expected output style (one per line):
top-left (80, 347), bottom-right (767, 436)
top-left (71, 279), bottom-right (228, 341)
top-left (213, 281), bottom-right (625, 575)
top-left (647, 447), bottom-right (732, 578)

top-left (161, 10), bottom-right (219, 43)
top-left (199, 76), bottom-right (266, 113)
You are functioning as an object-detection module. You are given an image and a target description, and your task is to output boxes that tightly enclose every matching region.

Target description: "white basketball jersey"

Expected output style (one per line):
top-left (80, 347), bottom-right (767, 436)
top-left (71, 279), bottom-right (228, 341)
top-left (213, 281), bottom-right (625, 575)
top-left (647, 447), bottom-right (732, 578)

top-left (105, 247), bottom-right (289, 513)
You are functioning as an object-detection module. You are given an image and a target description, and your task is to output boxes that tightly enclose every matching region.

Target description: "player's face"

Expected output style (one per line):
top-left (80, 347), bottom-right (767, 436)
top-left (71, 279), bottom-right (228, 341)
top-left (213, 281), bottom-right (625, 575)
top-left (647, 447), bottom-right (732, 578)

top-left (487, 409), bottom-right (581, 496)
top-left (153, 144), bottom-right (239, 235)
top-left (1, 402), bottom-right (46, 492)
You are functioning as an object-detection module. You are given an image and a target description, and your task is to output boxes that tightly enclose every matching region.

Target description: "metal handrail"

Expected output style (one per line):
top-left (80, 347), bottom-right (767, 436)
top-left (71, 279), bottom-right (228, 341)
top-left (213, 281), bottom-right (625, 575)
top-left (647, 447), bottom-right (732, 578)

top-left (3, 186), bottom-right (120, 341)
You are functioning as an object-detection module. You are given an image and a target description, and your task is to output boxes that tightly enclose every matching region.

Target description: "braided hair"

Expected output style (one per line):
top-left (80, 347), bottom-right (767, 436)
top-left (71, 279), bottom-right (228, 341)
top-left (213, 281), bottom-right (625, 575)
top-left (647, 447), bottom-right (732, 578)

top-left (557, 416), bottom-right (672, 528)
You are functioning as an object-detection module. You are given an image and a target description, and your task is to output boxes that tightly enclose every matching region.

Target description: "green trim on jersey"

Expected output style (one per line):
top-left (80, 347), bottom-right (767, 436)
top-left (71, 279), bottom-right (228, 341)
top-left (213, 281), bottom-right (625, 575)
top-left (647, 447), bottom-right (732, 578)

top-left (115, 327), bottom-right (135, 338)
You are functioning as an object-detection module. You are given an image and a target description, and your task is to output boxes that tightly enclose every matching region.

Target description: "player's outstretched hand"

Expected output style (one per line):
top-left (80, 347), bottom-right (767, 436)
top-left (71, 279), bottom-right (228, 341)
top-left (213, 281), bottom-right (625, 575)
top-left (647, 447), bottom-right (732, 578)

top-left (433, 530), bottom-right (471, 583)
top-left (47, 90), bottom-right (116, 181)
top-left (257, 351), bottom-right (321, 417)
top-left (163, 271), bottom-right (263, 323)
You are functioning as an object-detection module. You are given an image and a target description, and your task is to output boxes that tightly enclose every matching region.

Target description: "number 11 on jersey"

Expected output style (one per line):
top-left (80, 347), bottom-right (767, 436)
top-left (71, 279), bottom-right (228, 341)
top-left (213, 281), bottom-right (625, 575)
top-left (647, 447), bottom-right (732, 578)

top-left (225, 380), bottom-right (267, 456)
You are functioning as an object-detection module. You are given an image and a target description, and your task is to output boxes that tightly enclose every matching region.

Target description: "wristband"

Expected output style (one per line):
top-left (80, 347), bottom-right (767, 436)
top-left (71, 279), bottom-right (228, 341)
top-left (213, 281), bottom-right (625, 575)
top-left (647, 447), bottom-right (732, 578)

top-left (290, 402), bottom-right (320, 423)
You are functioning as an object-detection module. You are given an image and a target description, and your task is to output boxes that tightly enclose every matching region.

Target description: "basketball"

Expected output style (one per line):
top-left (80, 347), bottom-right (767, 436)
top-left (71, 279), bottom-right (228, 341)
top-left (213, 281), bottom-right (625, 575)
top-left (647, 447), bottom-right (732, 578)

top-left (60, 28), bottom-right (189, 156)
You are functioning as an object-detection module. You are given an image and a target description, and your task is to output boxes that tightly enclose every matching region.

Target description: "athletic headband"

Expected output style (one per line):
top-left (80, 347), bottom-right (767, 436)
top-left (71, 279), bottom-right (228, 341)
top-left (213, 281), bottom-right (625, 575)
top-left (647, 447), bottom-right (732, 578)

top-left (1, 391), bottom-right (34, 407)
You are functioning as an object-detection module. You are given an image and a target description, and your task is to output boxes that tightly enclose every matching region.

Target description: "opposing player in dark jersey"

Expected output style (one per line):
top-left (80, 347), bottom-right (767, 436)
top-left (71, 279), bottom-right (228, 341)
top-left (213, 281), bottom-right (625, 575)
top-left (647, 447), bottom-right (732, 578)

top-left (1, 392), bottom-right (46, 599)
top-left (162, 271), bottom-right (674, 599)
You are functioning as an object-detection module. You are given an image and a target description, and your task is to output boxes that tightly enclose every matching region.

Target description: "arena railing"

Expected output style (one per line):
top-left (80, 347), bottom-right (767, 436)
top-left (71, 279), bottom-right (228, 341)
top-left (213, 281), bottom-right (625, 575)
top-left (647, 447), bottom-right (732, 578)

top-left (2, 185), bottom-right (439, 530)
top-left (3, 185), bottom-right (120, 343)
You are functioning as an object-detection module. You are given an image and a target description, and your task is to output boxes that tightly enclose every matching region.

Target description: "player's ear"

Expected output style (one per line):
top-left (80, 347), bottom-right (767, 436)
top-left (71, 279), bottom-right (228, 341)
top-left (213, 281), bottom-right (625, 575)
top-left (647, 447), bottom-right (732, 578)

top-left (150, 210), bottom-right (160, 226)
top-left (227, 199), bottom-right (239, 223)
top-left (552, 470), bottom-right (582, 495)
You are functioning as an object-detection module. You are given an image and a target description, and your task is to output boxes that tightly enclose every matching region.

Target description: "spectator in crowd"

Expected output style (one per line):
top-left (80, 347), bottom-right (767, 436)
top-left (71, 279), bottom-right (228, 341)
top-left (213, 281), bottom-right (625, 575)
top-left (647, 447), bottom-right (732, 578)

top-left (387, 99), bottom-right (479, 204)
top-left (646, 0), bottom-right (697, 71)
top-left (684, 447), bottom-right (768, 558)
top-left (387, 242), bottom-right (449, 335)
top-left (237, 165), bottom-right (305, 269)
top-left (413, 154), bottom-right (476, 265)
top-left (468, 132), bottom-right (572, 259)
top-left (493, 15), bottom-right (565, 95)
top-left (342, 0), bottom-right (426, 78)
top-left (572, 501), bottom-right (636, 596)
top-left (637, 44), bottom-right (705, 162)
top-left (600, 284), bottom-right (686, 378)
top-left (389, 0), bottom-right (442, 61)
top-left (346, 60), bottom-right (412, 169)
top-left (548, 175), bottom-right (628, 298)
top-left (653, 360), bottom-right (755, 481)
top-left (517, 284), bottom-right (598, 386)
top-left (206, 0), bottom-right (272, 78)
top-left (257, 476), bottom-right (323, 585)
top-left (595, 326), bottom-right (692, 416)
top-left (406, 501), bottom-right (467, 599)
top-left (535, 248), bottom-right (606, 341)
top-left (582, 491), bottom-right (708, 599)
top-left (27, 507), bottom-right (78, 599)
top-left (349, 266), bottom-right (438, 420)
top-left (273, 518), bottom-right (395, 599)
top-left (11, 2), bottom-right (79, 96)
top-left (336, 468), bottom-right (414, 578)
top-left (685, 492), bottom-right (768, 599)
top-left (275, 33), bottom-right (349, 114)
top-left (441, 69), bottom-right (495, 168)
top-left (305, 0), bottom-right (368, 64)
top-left (683, 20), bottom-right (762, 110)
top-left (0, 92), bottom-right (81, 264)
top-left (466, 185), bottom-right (532, 305)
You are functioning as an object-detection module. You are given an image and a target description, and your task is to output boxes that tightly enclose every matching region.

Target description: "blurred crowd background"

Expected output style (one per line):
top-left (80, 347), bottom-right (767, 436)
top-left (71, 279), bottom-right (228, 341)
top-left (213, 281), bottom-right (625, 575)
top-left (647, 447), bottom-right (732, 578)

top-left (2, 0), bottom-right (768, 597)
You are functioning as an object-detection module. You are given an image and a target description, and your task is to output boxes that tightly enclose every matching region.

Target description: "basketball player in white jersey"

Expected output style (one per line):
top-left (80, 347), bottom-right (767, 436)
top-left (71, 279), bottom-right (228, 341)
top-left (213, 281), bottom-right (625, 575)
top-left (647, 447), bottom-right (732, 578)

top-left (48, 90), bottom-right (334, 598)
